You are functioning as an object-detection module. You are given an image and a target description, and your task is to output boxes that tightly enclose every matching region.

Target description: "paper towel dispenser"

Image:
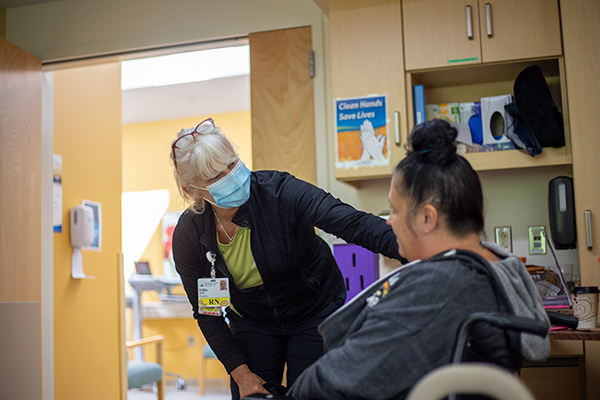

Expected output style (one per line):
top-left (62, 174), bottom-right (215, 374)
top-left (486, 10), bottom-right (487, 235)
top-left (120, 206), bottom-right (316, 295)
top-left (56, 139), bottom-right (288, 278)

top-left (548, 176), bottom-right (576, 249)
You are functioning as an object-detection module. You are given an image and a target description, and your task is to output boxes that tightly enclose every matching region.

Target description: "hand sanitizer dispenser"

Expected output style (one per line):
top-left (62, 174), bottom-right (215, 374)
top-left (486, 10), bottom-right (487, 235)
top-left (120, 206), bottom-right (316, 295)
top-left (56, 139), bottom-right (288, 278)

top-left (70, 205), bottom-right (95, 279)
top-left (70, 205), bottom-right (94, 248)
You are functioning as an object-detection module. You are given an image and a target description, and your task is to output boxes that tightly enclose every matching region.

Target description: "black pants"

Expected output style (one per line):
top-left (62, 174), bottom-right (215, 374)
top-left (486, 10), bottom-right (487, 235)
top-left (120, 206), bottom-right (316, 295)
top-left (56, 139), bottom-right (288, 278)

top-left (227, 299), bottom-right (342, 400)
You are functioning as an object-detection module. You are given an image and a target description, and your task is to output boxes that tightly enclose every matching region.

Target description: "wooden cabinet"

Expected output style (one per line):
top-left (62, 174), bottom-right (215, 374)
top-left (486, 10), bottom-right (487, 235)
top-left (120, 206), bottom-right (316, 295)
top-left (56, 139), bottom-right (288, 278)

top-left (401, 0), bottom-right (568, 172)
top-left (521, 339), bottom-right (586, 400)
top-left (330, 0), bottom-right (567, 181)
top-left (403, 0), bottom-right (481, 71)
top-left (405, 57), bottom-right (571, 171)
top-left (330, 0), bottom-right (408, 182)
top-left (329, 0), bottom-right (571, 181)
top-left (403, 0), bottom-right (562, 71)
top-left (478, 0), bottom-right (562, 64)
top-left (560, 1), bottom-right (600, 397)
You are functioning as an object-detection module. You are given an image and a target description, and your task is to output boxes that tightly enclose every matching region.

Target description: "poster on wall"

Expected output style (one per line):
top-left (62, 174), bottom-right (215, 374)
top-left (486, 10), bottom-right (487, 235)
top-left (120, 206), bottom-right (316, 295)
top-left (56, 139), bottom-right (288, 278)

top-left (162, 210), bottom-right (183, 277)
top-left (53, 154), bottom-right (63, 233)
top-left (81, 199), bottom-right (102, 251)
top-left (335, 94), bottom-right (389, 169)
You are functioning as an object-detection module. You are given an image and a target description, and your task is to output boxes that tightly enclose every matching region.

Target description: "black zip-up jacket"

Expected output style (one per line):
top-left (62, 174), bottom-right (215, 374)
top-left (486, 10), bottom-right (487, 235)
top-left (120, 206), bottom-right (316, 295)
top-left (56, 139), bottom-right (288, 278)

top-left (172, 170), bottom-right (402, 373)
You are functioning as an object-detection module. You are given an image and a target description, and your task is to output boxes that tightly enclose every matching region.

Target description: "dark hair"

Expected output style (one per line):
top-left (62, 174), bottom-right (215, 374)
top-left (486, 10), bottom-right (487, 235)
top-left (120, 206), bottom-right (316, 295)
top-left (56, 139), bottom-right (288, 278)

top-left (393, 119), bottom-right (484, 237)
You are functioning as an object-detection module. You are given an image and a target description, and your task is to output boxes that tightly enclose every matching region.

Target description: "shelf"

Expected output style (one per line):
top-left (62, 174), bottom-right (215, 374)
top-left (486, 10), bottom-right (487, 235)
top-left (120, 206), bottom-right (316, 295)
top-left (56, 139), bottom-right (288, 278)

top-left (403, 56), bottom-right (571, 176)
top-left (335, 56), bottom-right (569, 183)
top-left (335, 164), bottom-right (393, 183)
top-left (335, 147), bottom-right (568, 183)
top-left (408, 58), bottom-right (560, 88)
top-left (463, 147), bottom-right (569, 171)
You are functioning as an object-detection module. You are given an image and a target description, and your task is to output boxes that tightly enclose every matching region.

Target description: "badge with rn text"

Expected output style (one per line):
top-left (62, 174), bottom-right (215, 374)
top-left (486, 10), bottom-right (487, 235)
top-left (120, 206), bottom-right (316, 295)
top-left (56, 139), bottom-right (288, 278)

top-left (197, 278), bottom-right (230, 316)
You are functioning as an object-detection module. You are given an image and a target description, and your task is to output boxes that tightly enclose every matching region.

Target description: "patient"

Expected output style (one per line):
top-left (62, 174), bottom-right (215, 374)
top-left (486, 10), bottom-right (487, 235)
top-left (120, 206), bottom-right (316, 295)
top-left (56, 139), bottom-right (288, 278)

top-left (287, 119), bottom-right (550, 400)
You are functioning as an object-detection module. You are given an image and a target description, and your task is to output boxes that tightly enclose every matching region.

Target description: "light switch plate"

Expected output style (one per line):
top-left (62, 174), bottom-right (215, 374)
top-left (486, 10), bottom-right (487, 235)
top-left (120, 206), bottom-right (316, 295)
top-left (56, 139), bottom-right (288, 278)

top-left (528, 226), bottom-right (547, 255)
top-left (494, 226), bottom-right (512, 252)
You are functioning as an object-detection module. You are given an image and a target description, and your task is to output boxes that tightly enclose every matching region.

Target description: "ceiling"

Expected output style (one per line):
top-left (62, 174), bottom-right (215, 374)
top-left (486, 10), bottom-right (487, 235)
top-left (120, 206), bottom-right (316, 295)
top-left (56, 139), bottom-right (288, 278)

top-left (122, 74), bottom-right (250, 125)
top-left (0, 0), bottom-right (250, 124)
top-left (0, 0), bottom-right (62, 8)
top-left (1, 1), bottom-right (263, 124)
top-left (119, 44), bottom-right (251, 124)
top-left (0, 0), bottom-right (327, 13)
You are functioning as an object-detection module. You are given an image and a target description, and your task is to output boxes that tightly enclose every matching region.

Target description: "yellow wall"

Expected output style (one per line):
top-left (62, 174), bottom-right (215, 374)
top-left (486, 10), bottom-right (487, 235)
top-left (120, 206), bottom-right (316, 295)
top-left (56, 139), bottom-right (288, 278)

top-left (53, 62), bottom-right (123, 399)
top-left (122, 111), bottom-right (252, 211)
top-left (122, 110), bottom-right (250, 381)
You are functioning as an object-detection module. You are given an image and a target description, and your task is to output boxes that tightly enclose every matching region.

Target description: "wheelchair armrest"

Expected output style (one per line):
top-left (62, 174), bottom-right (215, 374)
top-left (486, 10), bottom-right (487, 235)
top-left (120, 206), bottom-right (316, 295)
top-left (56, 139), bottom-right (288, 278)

top-left (453, 312), bottom-right (549, 364)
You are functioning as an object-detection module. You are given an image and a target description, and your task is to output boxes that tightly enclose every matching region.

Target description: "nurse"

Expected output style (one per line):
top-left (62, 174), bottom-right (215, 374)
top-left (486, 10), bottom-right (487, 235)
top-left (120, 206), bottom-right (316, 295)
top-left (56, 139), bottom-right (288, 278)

top-left (170, 118), bottom-right (403, 399)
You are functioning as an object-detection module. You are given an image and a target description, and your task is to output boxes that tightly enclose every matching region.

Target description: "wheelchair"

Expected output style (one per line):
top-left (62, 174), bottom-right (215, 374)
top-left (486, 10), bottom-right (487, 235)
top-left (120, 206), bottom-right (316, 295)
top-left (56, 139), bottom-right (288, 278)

top-left (243, 312), bottom-right (559, 400)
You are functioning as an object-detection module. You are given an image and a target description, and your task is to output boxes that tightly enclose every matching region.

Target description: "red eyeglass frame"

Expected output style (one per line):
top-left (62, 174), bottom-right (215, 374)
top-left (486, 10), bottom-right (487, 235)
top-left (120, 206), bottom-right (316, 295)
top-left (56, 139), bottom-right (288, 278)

top-left (171, 118), bottom-right (215, 173)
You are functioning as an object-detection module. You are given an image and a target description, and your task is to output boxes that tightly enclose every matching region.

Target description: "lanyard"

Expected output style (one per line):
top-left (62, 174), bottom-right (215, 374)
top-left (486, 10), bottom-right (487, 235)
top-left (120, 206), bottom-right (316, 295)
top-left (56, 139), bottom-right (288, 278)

top-left (206, 251), bottom-right (217, 280)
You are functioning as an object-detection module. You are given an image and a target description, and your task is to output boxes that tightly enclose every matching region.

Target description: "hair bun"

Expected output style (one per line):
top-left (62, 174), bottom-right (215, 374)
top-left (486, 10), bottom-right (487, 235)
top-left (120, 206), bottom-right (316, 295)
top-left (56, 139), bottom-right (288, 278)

top-left (408, 119), bottom-right (458, 164)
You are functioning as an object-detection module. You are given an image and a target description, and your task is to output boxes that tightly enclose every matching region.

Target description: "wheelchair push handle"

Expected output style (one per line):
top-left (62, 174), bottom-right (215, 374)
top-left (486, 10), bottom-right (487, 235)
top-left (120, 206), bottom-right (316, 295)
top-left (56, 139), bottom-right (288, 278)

top-left (546, 310), bottom-right (579, 329)
top-left (470, 312), bottom-right (549, 337)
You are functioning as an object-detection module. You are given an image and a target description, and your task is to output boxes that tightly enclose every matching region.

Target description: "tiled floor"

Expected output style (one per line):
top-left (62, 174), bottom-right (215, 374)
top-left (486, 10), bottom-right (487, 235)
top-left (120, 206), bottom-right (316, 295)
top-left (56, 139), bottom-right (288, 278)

top-left (128, 383), bottom-right (230, 400)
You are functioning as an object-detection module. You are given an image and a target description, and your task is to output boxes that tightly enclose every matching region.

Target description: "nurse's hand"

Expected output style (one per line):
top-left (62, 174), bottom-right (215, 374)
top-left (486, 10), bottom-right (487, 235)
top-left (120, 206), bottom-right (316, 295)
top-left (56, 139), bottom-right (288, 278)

top-left (231, 364), bottom-right (270, 398)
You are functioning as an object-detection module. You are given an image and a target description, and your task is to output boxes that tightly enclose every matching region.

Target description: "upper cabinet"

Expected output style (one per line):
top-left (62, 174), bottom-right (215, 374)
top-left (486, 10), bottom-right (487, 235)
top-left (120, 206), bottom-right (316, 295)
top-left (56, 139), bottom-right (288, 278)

top-left (330, 0), bottom-right (408, 182)
top-left (405, 58), bottom-right (571, 171)
top-left (401, 0), bottom-right (569, 172)
top-left (402, 0), bottom-right (562, 71)
top-left (329, 0), bottom-right (569, 183)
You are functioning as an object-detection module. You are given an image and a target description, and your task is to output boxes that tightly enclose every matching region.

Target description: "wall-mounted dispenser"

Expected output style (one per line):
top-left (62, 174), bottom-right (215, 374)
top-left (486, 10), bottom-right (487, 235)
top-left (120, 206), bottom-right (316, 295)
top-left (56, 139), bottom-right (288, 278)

top-left (70, 205), bottom-right (95, 279)
top-left (548, 176), bottom-right (577, 250)
top-left (70, 205), bottom-right (94, 247)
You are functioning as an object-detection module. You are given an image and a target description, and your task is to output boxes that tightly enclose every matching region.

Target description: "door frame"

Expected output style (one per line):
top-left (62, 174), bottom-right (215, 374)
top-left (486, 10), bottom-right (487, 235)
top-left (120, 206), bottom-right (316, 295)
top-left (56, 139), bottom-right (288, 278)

top-left (41, 70), bottom-right (55, 400)
top-left (39, 13), bottom-right (329, 399)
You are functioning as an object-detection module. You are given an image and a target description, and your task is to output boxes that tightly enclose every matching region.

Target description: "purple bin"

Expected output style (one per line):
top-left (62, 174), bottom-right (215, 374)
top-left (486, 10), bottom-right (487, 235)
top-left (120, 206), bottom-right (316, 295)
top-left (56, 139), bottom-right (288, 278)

top-left (333, 244), bottom-right (380, 302)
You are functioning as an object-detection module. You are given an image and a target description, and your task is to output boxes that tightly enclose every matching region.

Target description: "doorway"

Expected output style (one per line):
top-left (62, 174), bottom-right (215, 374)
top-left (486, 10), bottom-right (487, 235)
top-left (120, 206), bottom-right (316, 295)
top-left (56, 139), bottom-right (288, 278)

top-left (121, 40), bottom-right (252, 396)
top-left (49, 25), bottom-right (320, 399)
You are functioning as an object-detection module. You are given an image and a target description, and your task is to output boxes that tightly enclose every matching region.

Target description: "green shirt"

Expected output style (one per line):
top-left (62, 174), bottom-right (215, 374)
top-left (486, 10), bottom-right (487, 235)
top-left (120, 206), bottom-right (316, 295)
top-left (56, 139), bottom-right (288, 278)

top-left (217, 226), bottom-right (263, 290)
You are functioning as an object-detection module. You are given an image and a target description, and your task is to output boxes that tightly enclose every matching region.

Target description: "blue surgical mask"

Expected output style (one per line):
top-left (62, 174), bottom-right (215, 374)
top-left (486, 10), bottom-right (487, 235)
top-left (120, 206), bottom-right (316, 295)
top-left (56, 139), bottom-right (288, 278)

top-left (193, 160), bottom-right (251, 209)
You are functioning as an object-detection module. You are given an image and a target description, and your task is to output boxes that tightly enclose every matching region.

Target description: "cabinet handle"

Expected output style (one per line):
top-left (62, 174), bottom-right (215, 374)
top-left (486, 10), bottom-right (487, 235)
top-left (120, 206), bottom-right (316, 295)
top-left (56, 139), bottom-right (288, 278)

top-left (485, 3), bottom-right (493, 37)
top-left (585, 210), bottom-right (593, 249)
top-left (394, 111), bottom-right (401, 145)
top-left (466, 5), bottom-right (473, 40)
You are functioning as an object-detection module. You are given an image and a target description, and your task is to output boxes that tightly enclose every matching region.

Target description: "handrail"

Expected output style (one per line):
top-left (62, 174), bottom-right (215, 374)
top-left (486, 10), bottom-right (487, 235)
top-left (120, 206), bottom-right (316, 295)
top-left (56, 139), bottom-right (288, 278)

top-left (126, 335), bottom-right (165, 349)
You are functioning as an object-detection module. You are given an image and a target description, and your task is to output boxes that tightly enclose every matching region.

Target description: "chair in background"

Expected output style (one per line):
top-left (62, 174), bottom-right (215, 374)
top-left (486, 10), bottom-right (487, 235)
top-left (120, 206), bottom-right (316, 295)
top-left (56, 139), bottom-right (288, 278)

top-left (198, 343), bottom-right (230, 395)
top-left (126, 335), bottom-right (165, 400)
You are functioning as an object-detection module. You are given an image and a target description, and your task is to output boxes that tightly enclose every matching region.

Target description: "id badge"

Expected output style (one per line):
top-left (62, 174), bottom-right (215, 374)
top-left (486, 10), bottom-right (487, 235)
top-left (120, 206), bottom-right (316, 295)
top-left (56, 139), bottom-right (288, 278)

top-left (198, 277), bottom-right (230, 316)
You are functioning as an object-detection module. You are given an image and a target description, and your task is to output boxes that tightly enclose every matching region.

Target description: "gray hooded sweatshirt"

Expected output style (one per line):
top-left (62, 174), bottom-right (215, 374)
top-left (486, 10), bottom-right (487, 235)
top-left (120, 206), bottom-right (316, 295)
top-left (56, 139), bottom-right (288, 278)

top-left (288, 243), bottom-right (550, 400)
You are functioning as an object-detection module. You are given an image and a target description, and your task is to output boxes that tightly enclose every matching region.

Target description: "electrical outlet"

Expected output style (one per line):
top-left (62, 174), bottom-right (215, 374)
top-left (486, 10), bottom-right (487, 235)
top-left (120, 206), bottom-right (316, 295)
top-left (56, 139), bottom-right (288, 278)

top-left (528, 226), bottom-right (547, 255)
top-left (188, 335), bottom-right (195, 347)
top-left (494, 226), bottom-right (512, 252)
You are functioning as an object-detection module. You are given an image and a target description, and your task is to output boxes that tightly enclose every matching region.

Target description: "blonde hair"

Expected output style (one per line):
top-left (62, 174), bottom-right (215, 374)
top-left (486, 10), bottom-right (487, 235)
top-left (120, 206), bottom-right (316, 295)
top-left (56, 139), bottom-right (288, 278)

top-left (170, 123), bottom-right (239, 213)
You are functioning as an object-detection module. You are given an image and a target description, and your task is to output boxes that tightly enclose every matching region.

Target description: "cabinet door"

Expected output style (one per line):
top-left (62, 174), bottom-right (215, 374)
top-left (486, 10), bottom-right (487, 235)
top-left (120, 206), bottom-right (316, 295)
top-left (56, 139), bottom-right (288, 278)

top-left (0, 39), bottom-right (42, 302)
top-left (561, 0), bottom-right (600, 287)
top-left (330, 0), bottom-right (407, 181)
top-left (561, 1), bottom-right (600, 397)
top-left (403, 0), bottom-right (481, 71)
top-left (479, 0), bottom-right (562, 63)
top-left (0, 36), bottom-right (42, 399)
